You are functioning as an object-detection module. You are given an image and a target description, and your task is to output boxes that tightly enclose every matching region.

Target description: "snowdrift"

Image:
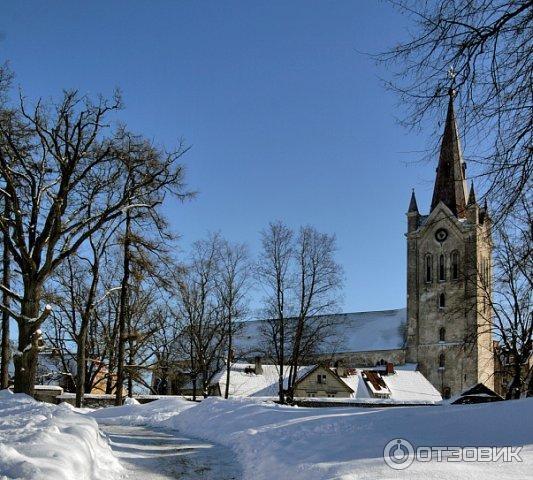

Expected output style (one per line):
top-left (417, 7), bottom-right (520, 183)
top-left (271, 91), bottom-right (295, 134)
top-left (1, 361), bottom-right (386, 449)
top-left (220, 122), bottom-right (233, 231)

top-left (90, 396), bottom-right (533, 480)
top-left (0, 390), bottom-right (122, 480)
top-left (89, 395), bottom-right (194, 425)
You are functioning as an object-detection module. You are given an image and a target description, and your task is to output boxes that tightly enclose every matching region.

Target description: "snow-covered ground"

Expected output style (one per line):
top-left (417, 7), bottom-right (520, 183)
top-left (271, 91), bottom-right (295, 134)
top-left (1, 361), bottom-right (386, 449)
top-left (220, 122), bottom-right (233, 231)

top-left (100, 424), bottom-right (241, 480)
top-left (2, 389), bottom-right (532, 480)
top-left (90, 396), bottom-right (533, 480)
top-left (0, 390), bottom-right (122, 480)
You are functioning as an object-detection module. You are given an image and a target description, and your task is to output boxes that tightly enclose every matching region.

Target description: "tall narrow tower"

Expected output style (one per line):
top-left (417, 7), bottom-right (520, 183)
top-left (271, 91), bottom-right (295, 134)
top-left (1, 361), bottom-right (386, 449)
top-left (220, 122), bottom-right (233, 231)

top-left (405, 90), bottom-right (494, 398)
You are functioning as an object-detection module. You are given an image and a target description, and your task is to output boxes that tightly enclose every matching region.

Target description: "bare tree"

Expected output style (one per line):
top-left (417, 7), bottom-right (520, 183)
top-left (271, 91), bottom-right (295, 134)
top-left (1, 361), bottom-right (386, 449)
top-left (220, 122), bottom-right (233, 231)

top-left (216, 239), bottom-right (252, 399)
top-left (257, 222), bottom-right (343, 402)
top-left (0, 66), bottom-right (14, 389)
top-left (176, 235), bottom-right (227, 399)
top-left (483, 203), bottom-right (532, 398)
top-left (258, 222), bottom-right (293, 403)
top-left (379, 0), bottom-right (532, 221)
top-left (44, 218), bottom-right (120, 406)
top-left (286, 226), bottom-right (343, 398)
top-left (0, 197), bottom-right (11, 389)
top-left (0, 87), bottom-right (190, 394)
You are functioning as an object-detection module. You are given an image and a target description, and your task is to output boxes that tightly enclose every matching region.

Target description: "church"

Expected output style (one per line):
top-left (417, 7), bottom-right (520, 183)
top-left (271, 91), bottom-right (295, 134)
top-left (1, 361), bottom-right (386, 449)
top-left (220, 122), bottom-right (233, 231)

top-left (237, 89), bottom-right (495, 399)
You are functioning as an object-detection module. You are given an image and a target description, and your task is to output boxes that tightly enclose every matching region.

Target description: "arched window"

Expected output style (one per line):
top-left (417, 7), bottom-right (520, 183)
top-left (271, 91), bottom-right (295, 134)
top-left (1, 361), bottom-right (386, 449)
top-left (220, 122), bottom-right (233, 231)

top-left (451, 251), bottom-right (459, 280)
top-left (439, 327), bottom-right (446, 342)
top-left (439, 353), bottom-right (445, 368)
top-left (425, 254), bottom-right (432, 283)
top-left (439, 293), bottom-right (446, 309)
top-left (439, 254), bottom-right (446, 281)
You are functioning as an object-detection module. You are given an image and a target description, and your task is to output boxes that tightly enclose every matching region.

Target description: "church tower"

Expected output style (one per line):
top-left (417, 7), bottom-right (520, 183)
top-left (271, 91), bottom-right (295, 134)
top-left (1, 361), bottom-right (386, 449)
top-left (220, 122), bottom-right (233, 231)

top-left (405, 89), bottom-right (494, 398)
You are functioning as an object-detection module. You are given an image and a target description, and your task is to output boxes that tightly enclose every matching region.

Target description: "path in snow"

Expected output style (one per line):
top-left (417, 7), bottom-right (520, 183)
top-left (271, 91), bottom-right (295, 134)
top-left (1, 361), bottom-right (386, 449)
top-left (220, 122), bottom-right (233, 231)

top-left (99, 424), bottom-right (241, 480)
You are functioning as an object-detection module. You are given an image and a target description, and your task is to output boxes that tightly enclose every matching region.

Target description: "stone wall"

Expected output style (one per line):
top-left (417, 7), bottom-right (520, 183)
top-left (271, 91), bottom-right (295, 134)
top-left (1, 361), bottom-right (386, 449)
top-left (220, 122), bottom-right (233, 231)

top-left (406, 203), bottom-right (495, 397)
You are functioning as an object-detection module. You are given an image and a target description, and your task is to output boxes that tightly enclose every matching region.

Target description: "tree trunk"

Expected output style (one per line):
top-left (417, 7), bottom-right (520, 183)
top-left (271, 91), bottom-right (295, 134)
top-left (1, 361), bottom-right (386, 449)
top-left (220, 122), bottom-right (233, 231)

top-left (287, 317), bottom-right (304, 400)
top-left (76, 258), bottom-right (100, 407)
top-left (278, 316), bottom-right (285, 404)
top-left (115, 210), bottom-right (131, 406)
top-left (105, 353), bottom-right (115, 394)
top-left (0, 200), bottom-right (11, 389)
top-left (75, 323), bottom-right (89, 407)
top-left (127, 337), bottom-right (134, 398)
top-left (224, 319), bottom-right (232, 399)
top-left (507, 362), bottom-right (523, 399)
top-left (13, 281), bottom-right (43, 395)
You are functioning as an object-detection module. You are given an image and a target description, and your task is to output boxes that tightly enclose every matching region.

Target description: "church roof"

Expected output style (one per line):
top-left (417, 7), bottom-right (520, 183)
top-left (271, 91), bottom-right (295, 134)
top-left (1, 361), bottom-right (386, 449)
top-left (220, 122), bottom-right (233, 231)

top-left (235, 308), bottom-right (407, 355)
top-left (430, 91), bottom-right (468, 218)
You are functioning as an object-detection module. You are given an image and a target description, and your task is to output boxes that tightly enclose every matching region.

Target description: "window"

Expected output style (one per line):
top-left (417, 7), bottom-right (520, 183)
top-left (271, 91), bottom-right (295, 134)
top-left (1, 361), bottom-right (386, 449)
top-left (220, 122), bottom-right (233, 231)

top-left (327, 393), bottom-right (336, 398)
top-left (439, 293), bottom-right (446, 309)
top-left (439, 254), bottom-right (446, 281)
top-left (307, 392), bottom-right (316, 398)
top-left (439, 353), bottom-right (445, 368)
top-left (451, 251), bottom-right (459, 280)
top-left (317, 374), bottom-right (327, 384)
top-left (425, 254), bottom-right (432, 282)
top-left (439, 327), bottom-right (446, 342)
top-left (443, 387), bottom-right (451, 399)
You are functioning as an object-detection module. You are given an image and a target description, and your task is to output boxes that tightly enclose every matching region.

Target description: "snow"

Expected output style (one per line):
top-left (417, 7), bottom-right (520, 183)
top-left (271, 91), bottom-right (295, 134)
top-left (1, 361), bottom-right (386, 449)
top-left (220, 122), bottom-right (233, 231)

top-left (236, 308), bottom-right (406, 355)
top-left (99, 424), bottom-right (241, 480)
top-left (89, 395), bottom-right (194, 426)
top-left (0, 389), bottom-right (122, 480)
top-left (379, 369), bottom-right (442, 402)
top-left (123, 396), bottom-right (140, 405)
top-left (210, 363), bottom-right (314, 397)
top-left (33, 385), bottom-right (64, 392)
top-left (207, 362), bottom-right (440, 404)
top-left (88, 396), bottom-right (533, 480)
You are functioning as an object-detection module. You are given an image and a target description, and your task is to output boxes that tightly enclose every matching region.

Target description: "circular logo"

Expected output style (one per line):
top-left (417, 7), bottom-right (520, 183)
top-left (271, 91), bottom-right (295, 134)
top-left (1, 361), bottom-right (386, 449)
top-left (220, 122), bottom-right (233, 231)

top-left (383, 438), bottom-right (415, 470)
top-left (435, 228), bottom-right (448, 242)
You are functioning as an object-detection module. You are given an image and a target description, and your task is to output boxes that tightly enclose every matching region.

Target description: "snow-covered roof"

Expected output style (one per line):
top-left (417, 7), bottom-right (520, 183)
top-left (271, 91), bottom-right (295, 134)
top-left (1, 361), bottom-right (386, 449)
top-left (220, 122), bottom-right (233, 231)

top-left (379, 369), bottom-right (442, 402)
top-left (211, 363), bottom-right (314, 397)
top-left (235, 308), bottom-right (407, 355)
top-left (209, 362), bottom-right (441, 403)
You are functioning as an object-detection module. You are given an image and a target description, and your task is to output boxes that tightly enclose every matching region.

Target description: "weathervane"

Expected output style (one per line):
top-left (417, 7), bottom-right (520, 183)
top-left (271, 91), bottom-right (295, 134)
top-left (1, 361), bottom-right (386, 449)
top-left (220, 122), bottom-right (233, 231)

top-left (447, 66), bottom-right (457, 98)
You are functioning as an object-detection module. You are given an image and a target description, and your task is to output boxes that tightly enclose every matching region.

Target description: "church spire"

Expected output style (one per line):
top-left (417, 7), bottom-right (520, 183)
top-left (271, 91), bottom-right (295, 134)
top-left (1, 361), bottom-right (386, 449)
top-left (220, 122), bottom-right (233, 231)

top-left (430, 87), bottom-right (468, 218)
top-left (467, 180), bottom-right (477, 206)
top-left (408, 189), bottom-right (419, 213)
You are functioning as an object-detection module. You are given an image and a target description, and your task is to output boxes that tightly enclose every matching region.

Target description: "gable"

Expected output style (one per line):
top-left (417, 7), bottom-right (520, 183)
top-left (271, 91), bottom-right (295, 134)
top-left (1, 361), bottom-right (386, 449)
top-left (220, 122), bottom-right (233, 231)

top-left (295, 365), bottom-right (354, 393)
top-left (418, 202), bottom-right (466, 242)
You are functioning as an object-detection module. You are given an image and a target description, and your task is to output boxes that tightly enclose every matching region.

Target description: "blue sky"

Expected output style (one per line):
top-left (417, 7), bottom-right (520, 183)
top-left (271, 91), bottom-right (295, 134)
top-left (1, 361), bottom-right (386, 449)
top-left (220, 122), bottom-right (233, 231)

top-left (1, 1), bottom-right (447, 313)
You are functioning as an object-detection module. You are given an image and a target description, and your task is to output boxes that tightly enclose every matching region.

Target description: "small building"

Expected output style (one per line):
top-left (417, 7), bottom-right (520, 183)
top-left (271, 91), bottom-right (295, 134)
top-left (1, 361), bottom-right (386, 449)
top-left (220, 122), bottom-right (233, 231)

top-left (195, 358), bottom-right (441, 405)
top-left (293, 363), bottom-right (441, 404)
top-left (451, 383), bottom-right (504, 405)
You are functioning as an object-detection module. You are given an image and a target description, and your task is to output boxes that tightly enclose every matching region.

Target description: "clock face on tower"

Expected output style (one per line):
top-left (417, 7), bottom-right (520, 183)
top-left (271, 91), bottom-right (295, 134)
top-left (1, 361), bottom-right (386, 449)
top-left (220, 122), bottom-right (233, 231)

top-left (435, 228), bottom-right (448, 242)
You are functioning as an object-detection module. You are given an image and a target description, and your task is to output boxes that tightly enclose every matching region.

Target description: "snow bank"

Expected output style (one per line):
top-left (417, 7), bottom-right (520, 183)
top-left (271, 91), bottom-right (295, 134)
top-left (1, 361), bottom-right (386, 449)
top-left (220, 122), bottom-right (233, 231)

top-left (0, 390), bottom-right (122, 480)
top-left (90, 396), bottom-right (533, 480)
top-left (90, 395), bottom-right (194, 425)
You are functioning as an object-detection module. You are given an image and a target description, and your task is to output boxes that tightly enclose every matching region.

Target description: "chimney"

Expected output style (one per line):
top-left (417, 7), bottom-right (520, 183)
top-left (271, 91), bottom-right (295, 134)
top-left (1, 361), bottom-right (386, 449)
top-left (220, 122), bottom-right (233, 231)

top-left (334, 359), bottom-right (346, 377)
top-left (386, 362), bottom-right (395, 375)
top-left (254, 356), bottom-right (263, 375)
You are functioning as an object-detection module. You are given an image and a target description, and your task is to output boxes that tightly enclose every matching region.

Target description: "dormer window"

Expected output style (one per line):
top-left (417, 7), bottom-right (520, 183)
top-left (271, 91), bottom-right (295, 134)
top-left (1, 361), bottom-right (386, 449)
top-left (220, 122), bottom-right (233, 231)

top-left (439, 254), bottom-right (446, 281)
